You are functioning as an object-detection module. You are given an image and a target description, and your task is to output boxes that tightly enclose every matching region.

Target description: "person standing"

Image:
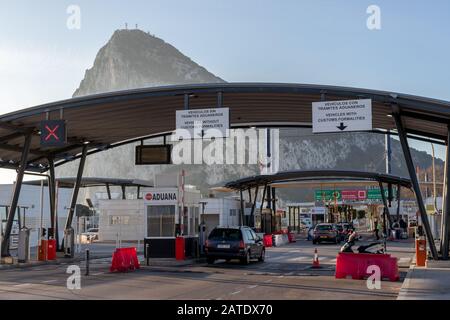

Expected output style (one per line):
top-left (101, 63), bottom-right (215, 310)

top-left (374, 219), bottom-right (380, 240)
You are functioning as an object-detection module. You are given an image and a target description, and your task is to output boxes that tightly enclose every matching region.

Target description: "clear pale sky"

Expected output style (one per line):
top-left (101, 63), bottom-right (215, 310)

top-left (0, 0), bottom-right (449, 182)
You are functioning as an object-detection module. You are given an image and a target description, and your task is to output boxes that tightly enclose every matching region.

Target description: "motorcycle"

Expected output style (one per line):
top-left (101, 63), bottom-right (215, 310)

top-left (339, 231), bottom-right (385, 254)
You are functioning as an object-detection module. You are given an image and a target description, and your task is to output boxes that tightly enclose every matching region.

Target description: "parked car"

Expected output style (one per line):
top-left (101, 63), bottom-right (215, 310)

top-left (312, 223), bottom-right (340, 244)
top-left (205, 226), bottom-right (265, 265)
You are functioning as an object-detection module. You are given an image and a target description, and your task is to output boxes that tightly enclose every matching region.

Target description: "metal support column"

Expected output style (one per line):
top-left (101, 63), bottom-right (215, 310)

top-left (64, 144), bottom-right (88, 230)
top-left (378, 181), bottom-right (390, 241)
top-left (393, 110), bottom-right (439, 260)
top-left (396, 185), bottom-right (401, 223)
top-left (271, 187), bottom-right (276, 232)
top-left (260, 184), bottom-right (267, 233)
top-left (48, 157), bottom-right (59, 249)
top-left (121, 185), bottom-right (126, 200)
top-left (239, 189), bottom-right (245, 226)
top-left (250, 186), bottom-right (259, 228)
top-left (441, 125), bottom-right (450, 259)
top-left (106, 183), bottom-right (112, 200)
top-left (1, 133), bottom-right (32, 257)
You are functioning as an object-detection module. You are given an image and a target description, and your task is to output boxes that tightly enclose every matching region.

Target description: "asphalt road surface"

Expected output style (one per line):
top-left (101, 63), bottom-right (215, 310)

top-left (0, 239), bottom-right (414, 300)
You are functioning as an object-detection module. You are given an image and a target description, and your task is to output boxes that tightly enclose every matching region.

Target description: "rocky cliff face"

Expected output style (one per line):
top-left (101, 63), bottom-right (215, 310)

top-left (58, 29), bottom-right (442, 203)
top-left (73, 29), bottom-right (224, 97)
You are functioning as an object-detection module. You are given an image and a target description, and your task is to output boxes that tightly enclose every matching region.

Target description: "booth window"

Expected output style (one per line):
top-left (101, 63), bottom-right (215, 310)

top-left (189, 206), bottom-right (199, 236)
top-left (110, 215), bottom-right (130, 225)
top-left (147, 205), bottom-right (175, 237)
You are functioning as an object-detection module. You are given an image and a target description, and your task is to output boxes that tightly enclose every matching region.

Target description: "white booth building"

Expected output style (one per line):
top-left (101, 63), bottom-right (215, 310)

top-left (143, 186), bottom-right (201, 238)
top-left (97, 173), bottom-right (201, 242)
top-left (201, 197), bottom-right (241, 238)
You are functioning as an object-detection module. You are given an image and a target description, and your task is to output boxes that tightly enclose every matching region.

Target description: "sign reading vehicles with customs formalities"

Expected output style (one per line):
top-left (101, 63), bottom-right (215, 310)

top-left (312, 99), bottom-right (372, 133)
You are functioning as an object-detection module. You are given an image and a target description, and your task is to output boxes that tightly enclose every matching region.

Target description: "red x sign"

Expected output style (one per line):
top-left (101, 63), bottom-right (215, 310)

top-left (45, 124), bottom-right (60, 141)
top-left (40, 120), bottom-right (66, 147)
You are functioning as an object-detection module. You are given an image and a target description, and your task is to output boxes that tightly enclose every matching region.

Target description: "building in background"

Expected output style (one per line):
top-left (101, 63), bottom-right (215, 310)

top-left (0, 184), bottom-right (72, 248)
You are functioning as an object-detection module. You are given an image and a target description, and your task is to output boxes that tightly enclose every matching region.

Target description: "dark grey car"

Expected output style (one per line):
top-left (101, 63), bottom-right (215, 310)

top-left (205, 226), bottom-right (265, 265)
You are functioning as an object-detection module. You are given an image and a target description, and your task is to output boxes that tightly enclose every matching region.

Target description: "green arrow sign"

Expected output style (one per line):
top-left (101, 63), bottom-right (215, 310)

top-left (315, 190), bottom-right (341, 202)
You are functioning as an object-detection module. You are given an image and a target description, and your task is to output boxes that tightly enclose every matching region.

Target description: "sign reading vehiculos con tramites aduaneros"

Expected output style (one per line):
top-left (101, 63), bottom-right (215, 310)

top-left (312, 99), bottom-right (372, 133)
top-left (176, 107), bottom-right (230, 138)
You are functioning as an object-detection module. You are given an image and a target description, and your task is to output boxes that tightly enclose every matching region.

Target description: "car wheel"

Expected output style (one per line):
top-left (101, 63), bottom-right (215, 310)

top-left (207, 257), bottom-right (215, 264)
top-left (258, 249), bottom-right (265, 262)
top-left (241, 251), bottom-right (250, 265)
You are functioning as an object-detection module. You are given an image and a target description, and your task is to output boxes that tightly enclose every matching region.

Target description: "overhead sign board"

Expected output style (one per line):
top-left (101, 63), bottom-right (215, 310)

top-left (135, 145), bottom-right (172, 165)
top-left (315, 190), bottom-right (341, 202)
top-left (367, 188), bottom-right (395, 200)
top-left (315, 188), bottom-right (395, 202)
top-left (176, 107), bottom-right (229, 139)
top-left (312, 99), bottom-right (372, 133)
top-left (40, 120), bottom-right (66, 147)
top-left (341, 190), bottom-right (367, 201)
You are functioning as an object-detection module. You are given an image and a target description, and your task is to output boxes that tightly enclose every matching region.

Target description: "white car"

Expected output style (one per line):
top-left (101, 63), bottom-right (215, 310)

top-left (81, 228), bottom-right (99, 242)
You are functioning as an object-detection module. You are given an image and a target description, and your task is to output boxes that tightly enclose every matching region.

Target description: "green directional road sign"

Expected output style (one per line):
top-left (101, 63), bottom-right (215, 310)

top-left (367, 188), bottom-right (396, 200)
top-left (315, 190), bottom-right (341, 202)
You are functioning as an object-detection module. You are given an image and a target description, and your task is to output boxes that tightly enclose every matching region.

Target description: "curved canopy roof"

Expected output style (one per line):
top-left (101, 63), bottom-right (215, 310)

top-left (1, 82), bottom-right (449, 172)
top-left (23, 177), bottom-right (153, 189)
top-left (222, 170), bottom-right (412, 191)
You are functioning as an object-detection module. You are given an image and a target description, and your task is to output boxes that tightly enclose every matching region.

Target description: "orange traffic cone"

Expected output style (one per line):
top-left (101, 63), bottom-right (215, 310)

top-left (312, 248), bottom-right (320, 268)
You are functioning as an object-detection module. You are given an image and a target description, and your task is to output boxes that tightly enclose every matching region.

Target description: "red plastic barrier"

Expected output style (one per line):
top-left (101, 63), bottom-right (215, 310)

top-left (110, 247), bottom-right (140, 272)
top-left (335, 252), bottom-right (399, 282)
top-left (47, 239), bottom-right (57, 260)
top-left (288, 233), bottom-right (296, 243)
top-left (38, 239), bottom-right (48, 261)
top-left (263, 235), bottom-right (273, 247)
top-left (175, 236), bottom-right (185, 260)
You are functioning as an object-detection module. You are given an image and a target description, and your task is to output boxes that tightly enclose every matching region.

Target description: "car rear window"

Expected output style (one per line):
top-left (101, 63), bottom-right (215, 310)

top-left (208, 229), bottom-right (242, 241)
top-left (315, 225), bottom-right (333, 231)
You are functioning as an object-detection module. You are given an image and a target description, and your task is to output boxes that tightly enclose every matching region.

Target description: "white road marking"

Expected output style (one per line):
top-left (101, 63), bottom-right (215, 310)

top-left (277, 275), bottom-right (284, 278)
top-left (247, 285), bottom-right (258, 289)
top-left (330, 258), bottom-right (337, 263)
top-left (92, 272), bottom-right (104, 276)
top-left (230, 290), bottom-right (241, 295)
top-left (13, 283), bottom-right (31, 287)
top-left (264, 279), bottom-right (272, 283)
top-left (289, 257), bottom-right (308, 262)
top-left (42, 280), bottom-right (57, 283)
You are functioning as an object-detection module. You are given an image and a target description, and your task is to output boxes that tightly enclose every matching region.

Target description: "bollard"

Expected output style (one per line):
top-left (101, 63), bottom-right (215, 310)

top-left (146, 243), bottom-right (150, 266)
top-left (85, 249), bottom-right (90, 276)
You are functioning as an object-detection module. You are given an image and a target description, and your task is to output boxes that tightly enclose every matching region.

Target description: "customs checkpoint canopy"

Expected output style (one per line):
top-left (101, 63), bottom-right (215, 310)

top-left (1, 83), bottom-right (450, 259)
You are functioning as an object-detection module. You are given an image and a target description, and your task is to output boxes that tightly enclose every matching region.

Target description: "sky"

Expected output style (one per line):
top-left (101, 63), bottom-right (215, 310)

top-left (0, 0), bottom-right (449, 183)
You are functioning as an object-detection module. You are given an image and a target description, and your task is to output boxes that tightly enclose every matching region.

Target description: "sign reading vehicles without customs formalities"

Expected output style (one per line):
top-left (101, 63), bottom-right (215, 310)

top-left (176, 107), bottom-right (229, 138)
top-left (312, 99), bottom-right (372, 133)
